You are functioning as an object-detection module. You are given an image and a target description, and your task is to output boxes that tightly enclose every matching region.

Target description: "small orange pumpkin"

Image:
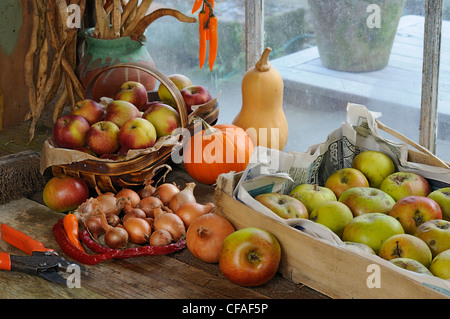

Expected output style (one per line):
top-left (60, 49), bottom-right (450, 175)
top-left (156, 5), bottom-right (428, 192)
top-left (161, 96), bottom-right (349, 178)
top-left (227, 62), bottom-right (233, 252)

top-left (183, 119), bottom-right (254, 184)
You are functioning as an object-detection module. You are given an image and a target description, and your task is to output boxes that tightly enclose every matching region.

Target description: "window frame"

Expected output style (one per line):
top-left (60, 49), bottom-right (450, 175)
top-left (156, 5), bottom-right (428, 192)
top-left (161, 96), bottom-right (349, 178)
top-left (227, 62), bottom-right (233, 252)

top-left (246, 0), bottom-right (444, 154)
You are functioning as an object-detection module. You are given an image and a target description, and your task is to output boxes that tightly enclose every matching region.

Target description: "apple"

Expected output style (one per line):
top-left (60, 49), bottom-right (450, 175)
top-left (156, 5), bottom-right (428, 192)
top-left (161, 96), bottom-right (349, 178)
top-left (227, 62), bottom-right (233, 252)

top-left (104, 100), bottom-right (141, 127)
top-left (342, 213), bottom-right (404, 254)
top-left (254, 193), bottom-right (308, 219)
top-left (389, 258), bottom-right (433, 276)
top-left (289, 184), bottom-right (337, 213)
top-left (42, 175), bottom-right (90, 213)
top-left (325, 167), bottom-right (369, 198)
top-left (158, 74), bottom-right (192, 106)
top-left (219, 227), bottom-right (281, 287)
top-left (338, 187), bottom-right (395, 217)
top-left (380, 172), bottom-right (431, 201)
top-left (429, 249), bottom-right (450, 280)
top-left (99, 153), bottom-right (126, 161)
top-left (53, 114), bottom-right (90, 149)
top-left (342, 242), bottom-right (376, 255)
top-left (142, 102), bottom-right (181, 137)
top-left (119, 117), bottom-right (157, 150)
top-left (86, 121), bottom-right (121, 155)
top-left (309, 201), bottom-right (354, 238)
top-left (388, 196), bottom-right (442, 234)
top-left (180, 85), bottom-right (212, 114)
top-left (414, 219), bottom-right (450, 257)
top-left (116, 81), bottom-right (148, 111)
top-left (352, 150), bottom-right (396, 188)
top-left (378, 234), bottom-right (432, 268)
top-left (71, 99), bottom-right (104, 125)
top-left (428, 187), bottom-right (450, 221)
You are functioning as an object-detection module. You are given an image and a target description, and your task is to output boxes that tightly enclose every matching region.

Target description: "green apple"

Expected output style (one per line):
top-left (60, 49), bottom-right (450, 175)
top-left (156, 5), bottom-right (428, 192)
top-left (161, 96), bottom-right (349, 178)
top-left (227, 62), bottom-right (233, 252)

top-left (338, 187), bottom-right (395, 217)
top-left (389, 258), bottom-right (433, 276)
top-left (254, 193), bottom-right (308, 219)
top-left (352, 150), bottom-right (395, 188)
top-left (429, 249), bottom-right (450, 280)
top-left (342, 212), bottom-right (404, 254)
top-left (289, 184), bottom-right (337, 213)
top-left (379, 172), bottom-right (431, 202)
top-left (342, 242), bottom-right (376, 255)
top-left (310, 201), bottom-right (353, 238)
top-left (414, 219), bottom-right (450, 257)
top-left (378, 234), bottom-right (432, 268)
top-left (142, 102), bottom-right (181, 137)
top-left (428, 187), bottom-right (450, 221)
top-left (325, 167), bottom-right (369, 198)
top-left (157, 74), bottom-right (192, 107)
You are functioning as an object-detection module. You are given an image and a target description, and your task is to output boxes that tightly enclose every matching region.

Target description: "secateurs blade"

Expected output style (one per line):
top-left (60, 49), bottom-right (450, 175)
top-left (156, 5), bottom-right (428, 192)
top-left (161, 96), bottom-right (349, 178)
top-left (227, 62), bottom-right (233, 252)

top-left (0, 223), bottom-right (88, 284)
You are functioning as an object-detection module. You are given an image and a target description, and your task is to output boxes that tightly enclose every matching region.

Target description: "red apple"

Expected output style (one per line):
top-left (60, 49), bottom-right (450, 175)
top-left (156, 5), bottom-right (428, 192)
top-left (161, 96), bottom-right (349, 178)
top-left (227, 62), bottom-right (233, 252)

top-left (219, 227), bottom-right (281, 287)
top-left (414, 219), bottom-right (450, 257)
top-left (73, 146), bottom-right (97, 157)
top-left (325, 167), bottom-right (369, 198)
top-left (104, 100), bottom-right (141, 127)
top-left (378, 234), bottom-right (432, 268)
top-left (99, 153), bottom-right (126, 161)
top-left (310, 201), bottom-right (354, 238)
top-left (180, 85), bottom-right (212, 114)
top-left (289, 183), bottom-right (337, 213)
top-left (42, 175), bottom-right (90, 213)
top-left (428, 187), bottom-right (450, 221)
top-left (71, 99), bottom-right (104, 125)
top-left (116, 81), bottom-right (148, 111)
top-left (86, 121), bottom-right (121, 155)
top-left (352, 150), bottom-right (396, 188)
top-left (338, 187), bottom-right (395, 217)
top-left (158, 74), bottom-right (192, 106)
top-left (142, 102), bottom-right (181, 137)
top-left (119, 117), bottom-right (157, 150)
top-left (342, 212), bottom-right (404, 254)
top-left (388, 195), bottom-right (442, 234)
top-left (380, 172), bottom-right (431, 201)
top-left (53, 114), bottom-right (90, 149)
top-left (254, 193), bottom-right (308, 219)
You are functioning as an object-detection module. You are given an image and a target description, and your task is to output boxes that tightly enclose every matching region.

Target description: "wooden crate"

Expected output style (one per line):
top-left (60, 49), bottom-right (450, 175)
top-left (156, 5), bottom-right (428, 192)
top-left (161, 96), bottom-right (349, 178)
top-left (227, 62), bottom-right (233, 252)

top-left (214, 172), bottom-right (450, 299)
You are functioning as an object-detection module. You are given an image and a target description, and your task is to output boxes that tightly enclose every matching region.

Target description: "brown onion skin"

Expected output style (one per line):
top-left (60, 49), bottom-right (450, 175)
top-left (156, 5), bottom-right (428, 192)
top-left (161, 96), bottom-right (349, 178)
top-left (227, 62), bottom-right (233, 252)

top-left (169, 182), bottom-right (196, 212)
top-left (154, 183), bottom-right (180, 205)
top-left (175, 202), bottom-right (215, 228)
top-left (149, 229), bottom-right (173, 246)
top-left (105, 227), bottom-right (129, 249)
top-left (137, 196), bottom-right (164, 218)
top-left (154, 213), bottom-right (186, 242)
top-left (84, 216), bottom-right (105, 240)
top-left (123, 217), bottom-right (152, 244)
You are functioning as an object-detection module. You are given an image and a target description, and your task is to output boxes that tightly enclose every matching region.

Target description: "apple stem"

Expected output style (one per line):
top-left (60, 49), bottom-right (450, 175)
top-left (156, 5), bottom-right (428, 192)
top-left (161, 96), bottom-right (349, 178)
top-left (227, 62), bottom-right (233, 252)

top-left (248, 252), bottom-right (261, 264)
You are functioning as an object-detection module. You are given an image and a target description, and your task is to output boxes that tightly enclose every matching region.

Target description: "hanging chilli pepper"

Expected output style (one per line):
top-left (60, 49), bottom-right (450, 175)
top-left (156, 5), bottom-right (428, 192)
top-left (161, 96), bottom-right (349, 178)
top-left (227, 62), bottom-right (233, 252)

top-left (192, 0), bottom-right (203, 14)
top-left (208, 14), bottom-right (218, 71)
top-left (63, 213), bottom-right (85, 252)
top-left (204, 0), bottom-right (214, 40)
top-left (198, 8), bottom-right (207, 69)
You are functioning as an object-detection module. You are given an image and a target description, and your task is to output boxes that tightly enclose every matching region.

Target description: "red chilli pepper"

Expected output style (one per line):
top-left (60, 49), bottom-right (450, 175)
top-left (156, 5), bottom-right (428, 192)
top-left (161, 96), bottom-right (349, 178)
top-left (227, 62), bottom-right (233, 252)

top-left (191, 0), bottom-right (203, 14)
top-left (208, 15), bottom-right (218, 71)
top-left (198, 9), bottom-right (207, 69)
top-left (53, 219), bottom-right (121, 265)
top-left (63, 213), bottom-right (85, 252)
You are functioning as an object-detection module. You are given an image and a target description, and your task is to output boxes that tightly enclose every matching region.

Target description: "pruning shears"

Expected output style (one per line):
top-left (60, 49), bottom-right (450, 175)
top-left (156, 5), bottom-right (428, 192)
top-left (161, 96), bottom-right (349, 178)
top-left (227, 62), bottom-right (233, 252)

top-left (0, 223), bottom-right (88, 284)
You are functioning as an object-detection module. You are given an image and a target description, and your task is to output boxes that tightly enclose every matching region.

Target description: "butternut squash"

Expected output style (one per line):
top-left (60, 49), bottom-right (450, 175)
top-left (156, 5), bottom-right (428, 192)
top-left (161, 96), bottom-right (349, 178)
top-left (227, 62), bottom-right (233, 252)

top-left (232, 47), bottom-right (288, 151)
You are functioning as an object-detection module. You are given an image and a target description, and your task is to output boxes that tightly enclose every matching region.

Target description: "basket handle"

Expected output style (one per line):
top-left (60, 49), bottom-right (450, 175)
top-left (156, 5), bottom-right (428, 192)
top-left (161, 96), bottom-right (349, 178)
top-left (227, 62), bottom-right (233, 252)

top-left (376, 119), bottom-right (450, 169)
top-left (84, 62), bottom-right (189, 129)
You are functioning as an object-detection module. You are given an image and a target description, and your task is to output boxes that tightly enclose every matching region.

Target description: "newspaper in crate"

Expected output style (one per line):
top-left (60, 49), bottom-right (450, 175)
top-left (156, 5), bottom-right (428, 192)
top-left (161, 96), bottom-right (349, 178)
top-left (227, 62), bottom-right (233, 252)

top-left (233, 103), bottom-right (450, 296)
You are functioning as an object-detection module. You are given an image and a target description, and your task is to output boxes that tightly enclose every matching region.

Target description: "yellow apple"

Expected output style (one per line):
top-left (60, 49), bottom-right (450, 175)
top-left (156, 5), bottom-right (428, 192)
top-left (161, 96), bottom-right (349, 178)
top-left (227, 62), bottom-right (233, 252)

top-left (289, 183), bottom-right (337, 213)
top-left (352, 150), bottom-right (395, 188)
top-left (325, 167), bottom-right (369, 198)
top-left (429, 249), bottom-right (450, 280)
top-left (157, 74), bottom-right (192, 107)
top-left (310, 201), bottom-right (354, 238)
top-left (378, 234), bottom-right (432, 268)
top-left (389, 258), bottom-right (433, 276)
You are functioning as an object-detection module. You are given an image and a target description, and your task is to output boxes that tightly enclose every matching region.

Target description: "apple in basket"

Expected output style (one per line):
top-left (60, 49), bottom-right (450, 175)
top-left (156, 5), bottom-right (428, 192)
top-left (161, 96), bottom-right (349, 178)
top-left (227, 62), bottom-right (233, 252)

top-left (338, 187), bottom-right (395, 217)
top-left (389, 195), bottom-right (442, 234)
top-left (53, 114), bottom-right (90, 149)
top-left (289, 184), bottom-right (337, 214)
top-left (309, 201), bottom-right (354, 238)
top-left (414, 219), bottom-right (450, 257)
top-left (430, 249), bottom-right (450, 280)
top-left (116, 81), bottom-right (148, 111)
top-left (86, 120), bottom-right (121, 155)
top-left (428, 187), bottom-right (450, 221)
top-left (352, 150), bottom-right (396, 188)
top-left (180, 85), bottom-right (212, 114)
top-left (158, 74), bottom-right (192, 107)
top-left (378, 234), bottom-right (432, 268)
top-left (389, 258), bottom-right (433, 275)
top-left (104, 100), bottom-right (141, 127)
top-left (380, 172), bottom-right (431, 201)
top-left (143, 102), bottom-right (181, 137)
top-left (254, 193), bottom-right (308, 219)
top-left (119, 117), bottom-right (157, 150)
top-left (325, 167), bottom-right (369, 198)
top-left (71, 99), bottom-right (104, 125)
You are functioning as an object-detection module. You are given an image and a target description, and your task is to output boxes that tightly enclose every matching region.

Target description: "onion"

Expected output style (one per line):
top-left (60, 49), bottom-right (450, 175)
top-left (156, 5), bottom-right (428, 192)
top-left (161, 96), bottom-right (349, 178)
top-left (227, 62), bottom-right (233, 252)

top-left (106, 213), bottom-right (121, 227)
top-left (137, 196), bottom-right (164, 217)
top-left (149, 229), bottom-right (173, 246)
top-left (84, 215), bottom-right (105, 239)
top-left (122, 207), bottom-right (147, 222)
top-left (175, 202), bottom-right (215, 228)
top-left (139, 179), bottom-right (156, 198)
top-left (154, 213), bottom-right (186, 242)
top-left (123, 217), bottom-right (152, 244)
top-left (116, 188), bottom-right (141, 213)
top-left (186, 213), bottom-right (235, 263)
top-left (169, 182), bottom-right (196, 213)
top-left (154, 183), bottom-right (180, 205)
top-left (105, 226), bottom-right (129, 249)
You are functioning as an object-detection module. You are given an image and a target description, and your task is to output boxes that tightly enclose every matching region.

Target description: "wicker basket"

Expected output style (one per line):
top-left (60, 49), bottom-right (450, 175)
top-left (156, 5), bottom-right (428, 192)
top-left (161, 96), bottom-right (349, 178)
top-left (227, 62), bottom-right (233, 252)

top-left (50, 63), bottom-right (218, 193)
